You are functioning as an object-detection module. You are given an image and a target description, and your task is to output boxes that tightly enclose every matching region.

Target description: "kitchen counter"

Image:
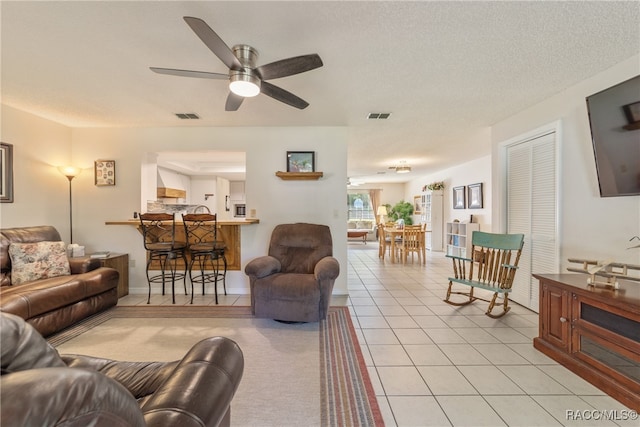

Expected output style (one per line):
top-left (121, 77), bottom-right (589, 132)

top-left (105, 218), bottom-right (259, 226)
top-left (106, 218), bottom-right (259, 270)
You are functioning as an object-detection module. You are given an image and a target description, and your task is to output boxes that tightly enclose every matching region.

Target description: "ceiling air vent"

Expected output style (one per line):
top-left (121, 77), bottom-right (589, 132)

top-left (367, 112), bottom-right (391, 120)
top-left (175, 113), bottom-right (200, 119)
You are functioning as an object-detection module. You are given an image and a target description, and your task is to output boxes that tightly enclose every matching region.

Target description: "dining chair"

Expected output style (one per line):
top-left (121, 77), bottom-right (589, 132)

top-left (377, 223), bottom-right (391, 260)
top-left (419, 223), bottom-right (428, 263)
top-left (138, 213), bottom-right (187, 304)
top-left (182, 213), bottom-right (227, 304)
top-left (398, 226), bottom-right (423, 264)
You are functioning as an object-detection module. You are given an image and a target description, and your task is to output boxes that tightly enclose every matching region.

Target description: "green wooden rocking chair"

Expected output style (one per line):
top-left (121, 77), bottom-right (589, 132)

top-left (444, 231), bottom-right (525, 318)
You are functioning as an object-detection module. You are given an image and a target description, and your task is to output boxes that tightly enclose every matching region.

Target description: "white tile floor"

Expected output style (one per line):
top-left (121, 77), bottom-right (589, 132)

top-left (346, 243), bottom-right (636, 427)
top-left (119, 243), bottom-right (636, 426)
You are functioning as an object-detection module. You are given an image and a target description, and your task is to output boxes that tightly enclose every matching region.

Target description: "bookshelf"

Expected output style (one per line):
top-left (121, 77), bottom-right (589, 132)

top-left (446, 222), bottom-right (479, 258)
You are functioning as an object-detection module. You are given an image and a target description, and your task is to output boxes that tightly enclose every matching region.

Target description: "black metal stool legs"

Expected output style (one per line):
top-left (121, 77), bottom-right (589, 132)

top-left (182, 213), bottom-right (227, 305)
top-left (187, 250), bottom-right (227, 305)
top-left (216, 249), bottom-right (228, 299)
top-left (139, 213), bottom-right (187, 305)
top-left (145, 252), bottom-right (187, 304)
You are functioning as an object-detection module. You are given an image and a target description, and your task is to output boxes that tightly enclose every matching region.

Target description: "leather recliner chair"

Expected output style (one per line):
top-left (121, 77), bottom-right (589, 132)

top-left (244, 223), bottom-right (340, 322)
top-left (0, 312), bottom-right (244, 427)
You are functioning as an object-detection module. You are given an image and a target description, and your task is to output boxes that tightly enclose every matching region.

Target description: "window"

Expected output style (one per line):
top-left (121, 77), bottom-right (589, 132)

top-left (347, 193), bottom-right (374, 221)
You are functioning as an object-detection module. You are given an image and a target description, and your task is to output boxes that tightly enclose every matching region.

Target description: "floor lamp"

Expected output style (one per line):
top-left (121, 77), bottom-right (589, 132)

top-left (58, 166), bottom-right (81, 243)
top-left (377, 205), bottom-right (388, 224)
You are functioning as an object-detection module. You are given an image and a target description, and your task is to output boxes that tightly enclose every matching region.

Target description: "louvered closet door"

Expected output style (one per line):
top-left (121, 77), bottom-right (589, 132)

top-left (507, 131), bottom-right (559, 312)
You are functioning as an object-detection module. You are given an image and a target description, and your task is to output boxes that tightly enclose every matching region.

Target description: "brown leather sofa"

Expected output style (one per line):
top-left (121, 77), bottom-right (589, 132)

top-left (0, 312), bottom-right (244, 427)
top-left (0, 226), bottom-right (118, 337)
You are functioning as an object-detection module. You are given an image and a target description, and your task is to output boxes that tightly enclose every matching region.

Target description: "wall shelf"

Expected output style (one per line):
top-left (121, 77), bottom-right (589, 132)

top-left (275, 171), bottom-right (323, 181)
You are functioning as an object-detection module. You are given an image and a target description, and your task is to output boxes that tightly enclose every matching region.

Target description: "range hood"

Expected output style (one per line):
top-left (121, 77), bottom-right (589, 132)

top-left (157, 168), bottom-right (186, 199)
top-left (157, 187), bottom-right (186, 199)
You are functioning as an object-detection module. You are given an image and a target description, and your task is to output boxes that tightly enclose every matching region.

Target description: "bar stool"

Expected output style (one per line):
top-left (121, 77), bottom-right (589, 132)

top-left (182, 213), bottom-right (227, 304)
top-left (138, 213), bottom-right (187, 304)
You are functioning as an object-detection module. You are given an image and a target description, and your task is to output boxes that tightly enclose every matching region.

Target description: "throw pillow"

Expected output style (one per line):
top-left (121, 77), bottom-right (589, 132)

top-left (9, 241), bottom-right (71, 285)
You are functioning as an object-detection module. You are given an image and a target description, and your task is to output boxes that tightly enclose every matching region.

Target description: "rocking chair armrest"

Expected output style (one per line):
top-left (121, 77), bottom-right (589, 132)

top-left (446, 254), bottom-right (472, 262)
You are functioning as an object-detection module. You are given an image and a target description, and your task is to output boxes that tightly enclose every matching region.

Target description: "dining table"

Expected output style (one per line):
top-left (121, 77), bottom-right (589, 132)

top-left (383, 227), bottom-right (429, 264)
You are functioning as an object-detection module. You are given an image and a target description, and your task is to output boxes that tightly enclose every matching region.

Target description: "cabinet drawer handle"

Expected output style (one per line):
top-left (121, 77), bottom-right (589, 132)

top-left (560, 317), bottom-right (567, 323)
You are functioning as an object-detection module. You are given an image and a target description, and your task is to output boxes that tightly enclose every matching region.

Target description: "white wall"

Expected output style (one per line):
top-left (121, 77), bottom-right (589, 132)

top-left (190, 176), bottom-right (217, 214)
top-left (491, 55), bottom-right (640, 267)
top-left (0, 106), bottom-right (72, 235)
top-left (1, 111), bottom-right (348, 296)
top-left (68, 126), bottom-right (348, 295)
top-left (406, 155), bottom-right (492, 230)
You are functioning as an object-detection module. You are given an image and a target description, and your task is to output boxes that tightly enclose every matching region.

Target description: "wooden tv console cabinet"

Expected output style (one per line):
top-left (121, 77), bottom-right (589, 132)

top-left (533, 274), bottom-right (640, 410)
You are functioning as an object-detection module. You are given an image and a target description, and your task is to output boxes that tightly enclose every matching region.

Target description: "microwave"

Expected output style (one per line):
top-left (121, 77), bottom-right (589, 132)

top-left (234, 204), bottom-right (246, 217)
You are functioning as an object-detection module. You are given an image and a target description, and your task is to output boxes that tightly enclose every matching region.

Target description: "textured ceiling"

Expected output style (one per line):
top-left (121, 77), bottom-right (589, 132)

top-left (2, 1), bottom-right (639, 184)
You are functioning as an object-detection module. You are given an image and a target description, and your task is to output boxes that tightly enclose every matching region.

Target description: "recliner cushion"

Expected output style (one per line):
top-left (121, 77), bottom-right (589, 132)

top-left (253, 273), bottom-right (320, 301)
top-left (268, 223), bottom-right (333, 274)
top-left (8, 242), bottom-right (70, 285)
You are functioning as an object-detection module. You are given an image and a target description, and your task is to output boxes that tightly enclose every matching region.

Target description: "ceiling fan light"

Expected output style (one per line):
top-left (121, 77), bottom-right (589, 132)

top-left (229, 73), bottom-right (261, 97)
top-left (396, 165), bottom-right (411, 174)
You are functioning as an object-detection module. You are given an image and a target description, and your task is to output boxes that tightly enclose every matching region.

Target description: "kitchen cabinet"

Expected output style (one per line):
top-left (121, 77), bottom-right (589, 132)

top-left (230, 181), bottom-right (245, 201)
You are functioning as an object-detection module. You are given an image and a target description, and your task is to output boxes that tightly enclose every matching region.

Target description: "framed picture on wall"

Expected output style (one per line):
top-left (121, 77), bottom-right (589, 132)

top-left (468, 183), bottom-right (483, 209)
top-left (286, 151), bottom-right (315, 172)
top-left (95, 160), bottom-right (116, 186)
top-left (413, 195), bottom-right (422, 214)
top-left (0, 143), bottom-right (14, 203)
top-left (453, 186), bottom-right (465, 209)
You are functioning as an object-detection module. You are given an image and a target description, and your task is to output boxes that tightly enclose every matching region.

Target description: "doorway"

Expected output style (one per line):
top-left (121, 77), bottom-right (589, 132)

top-left (503, 125), bottom-right (560, 312)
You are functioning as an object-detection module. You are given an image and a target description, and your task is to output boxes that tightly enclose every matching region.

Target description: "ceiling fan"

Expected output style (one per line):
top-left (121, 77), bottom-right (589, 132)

top-left (150, 16), bottom-right (323, 111)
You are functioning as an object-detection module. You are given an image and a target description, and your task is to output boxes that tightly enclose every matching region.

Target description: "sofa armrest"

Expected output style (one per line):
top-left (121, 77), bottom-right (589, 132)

top-left (314, 256), bottom-right (340, 282)
top-left (140, 336), bottom-right (244, 427)
top-left (0, 367), bottom-right (145, 427)
top-left (68, 256), bottom-right (101, 274)
top-left (244, 256), bottom-right (281, 279)
top-left (61, 354), bottom-right (180, 398)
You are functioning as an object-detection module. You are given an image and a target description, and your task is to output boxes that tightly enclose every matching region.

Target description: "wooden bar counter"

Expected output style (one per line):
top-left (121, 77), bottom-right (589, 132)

top-left (106, 218), bottom-right (259, 271)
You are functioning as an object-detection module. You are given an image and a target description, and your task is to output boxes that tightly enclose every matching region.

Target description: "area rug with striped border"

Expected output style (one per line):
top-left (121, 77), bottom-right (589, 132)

top-left (48, 306), bottom-right (383, 427)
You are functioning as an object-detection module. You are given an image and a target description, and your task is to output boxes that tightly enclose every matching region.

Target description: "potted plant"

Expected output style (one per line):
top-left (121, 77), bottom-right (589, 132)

top-left (422, 181), bottom-right (445, 192)
top-left (388, 201), bottom-right (414, 225)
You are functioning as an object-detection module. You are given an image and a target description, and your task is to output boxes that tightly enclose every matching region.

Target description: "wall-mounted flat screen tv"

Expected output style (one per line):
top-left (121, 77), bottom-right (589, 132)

top-left (586, 75), bottom-right (640, 197)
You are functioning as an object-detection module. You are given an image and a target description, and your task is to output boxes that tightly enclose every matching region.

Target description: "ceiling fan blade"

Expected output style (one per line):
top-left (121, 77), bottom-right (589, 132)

top-left (255, 54), bottom-right (323, 80)
top-left (183, 16), bottom-right (242, 71)
top-left (150, 67), bottom-right (228, 80)
top-left (225, 92), bottom-right (244, 111)
top-left (261, 81), bottom-right (309, 109)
